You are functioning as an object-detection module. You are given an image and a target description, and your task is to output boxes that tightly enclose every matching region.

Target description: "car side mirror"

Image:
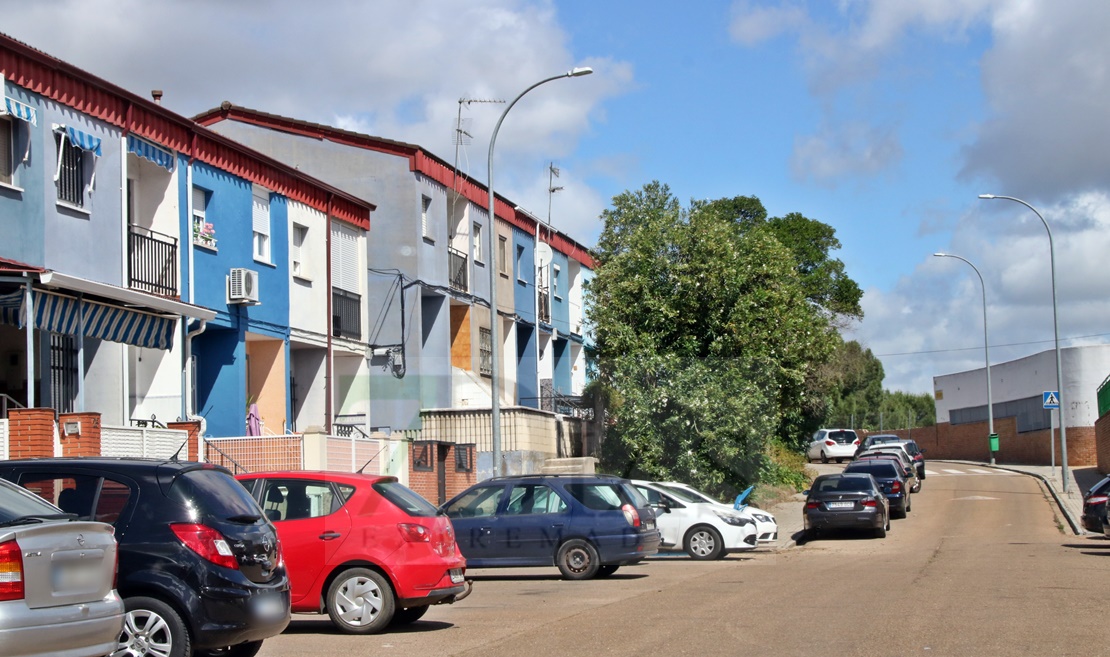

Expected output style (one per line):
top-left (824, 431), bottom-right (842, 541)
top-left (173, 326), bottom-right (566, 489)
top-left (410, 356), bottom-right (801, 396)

top-left (920, 448), bottom-right (927, 454)
top-left (802, 489), bottom-right (810, 497)
top-left (652, 503), bottom-right (671, 514)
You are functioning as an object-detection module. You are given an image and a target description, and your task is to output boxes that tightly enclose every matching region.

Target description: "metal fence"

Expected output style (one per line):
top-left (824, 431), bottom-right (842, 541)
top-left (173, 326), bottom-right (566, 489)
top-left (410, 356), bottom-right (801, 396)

top-left (101, 425), bottom-right (189, 459)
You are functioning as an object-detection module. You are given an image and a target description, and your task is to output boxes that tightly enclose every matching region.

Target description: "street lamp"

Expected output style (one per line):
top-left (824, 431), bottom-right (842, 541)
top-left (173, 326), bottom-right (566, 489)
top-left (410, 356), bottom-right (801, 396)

top-left (487, 66), bottom-right (593, 477)
top-left (934, 252), bottom-right (995, 465)
top-left (978, 194), bottom-right (1068, 492)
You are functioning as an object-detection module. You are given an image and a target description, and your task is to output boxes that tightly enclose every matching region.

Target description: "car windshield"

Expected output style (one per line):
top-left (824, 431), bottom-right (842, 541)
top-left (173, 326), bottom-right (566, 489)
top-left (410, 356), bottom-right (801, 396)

top-left (169, 467), bottom-right (265, 521)
top-left (845, 463), bottom-right (898, 478)
top-left (655, 484), bottom-right (709, 504)
top-left (815, 476), bottom-right (873, 493)
top-left (374, 481), bottom-right (439, 517)
top-left (828, 431), bottom-right (856, 444)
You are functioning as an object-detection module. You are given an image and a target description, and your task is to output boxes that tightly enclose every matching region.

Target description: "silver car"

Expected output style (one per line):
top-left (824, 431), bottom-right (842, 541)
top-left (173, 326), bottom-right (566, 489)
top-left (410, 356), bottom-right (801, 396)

top-left (0, 478), bottom-right (124, 657)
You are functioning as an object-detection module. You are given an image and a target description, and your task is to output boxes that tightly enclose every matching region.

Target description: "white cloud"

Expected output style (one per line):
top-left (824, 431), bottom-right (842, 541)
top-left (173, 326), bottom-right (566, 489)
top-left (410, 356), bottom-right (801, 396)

top-left (790, 120), bottom-right (903, 183)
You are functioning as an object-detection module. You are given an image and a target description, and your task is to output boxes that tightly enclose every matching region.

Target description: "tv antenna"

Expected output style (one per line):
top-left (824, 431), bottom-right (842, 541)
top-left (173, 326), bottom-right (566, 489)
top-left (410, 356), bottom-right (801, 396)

top-left (452, 98), bottom-right (505, 211)
top-left (547, 162), bottom-right (563, 228)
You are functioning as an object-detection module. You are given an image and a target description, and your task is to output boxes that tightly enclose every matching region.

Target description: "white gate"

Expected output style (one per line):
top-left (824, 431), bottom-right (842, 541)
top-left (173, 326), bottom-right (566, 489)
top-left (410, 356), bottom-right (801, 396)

top-left (100, 425), bottom-right (189, 459)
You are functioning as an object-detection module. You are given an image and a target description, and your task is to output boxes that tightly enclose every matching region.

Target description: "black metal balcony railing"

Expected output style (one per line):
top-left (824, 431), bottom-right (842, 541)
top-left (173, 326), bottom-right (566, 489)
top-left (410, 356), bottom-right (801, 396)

top-left (129, 225), bottom-right (178, 297)
top-left (479, 327), bottom-right (492, 377)
top-left (448, 246), bottom-right (468, 292)
top-left (332, 288), bottom-right (361, 339)
top-left (537, 285), bottom-right (551, 324)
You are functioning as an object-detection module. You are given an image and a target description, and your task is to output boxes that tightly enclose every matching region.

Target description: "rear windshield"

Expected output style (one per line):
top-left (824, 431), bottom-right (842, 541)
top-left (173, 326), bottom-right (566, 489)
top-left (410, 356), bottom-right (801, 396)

top-left (815, 476), bottom-right (873, 493)
top-left (373, 481), bottom-right (439, 517)
top-left (828, 431), bottom-right (857, 444)
top-left (845, 463), bottom-right (898, 478)
top-left (565, 482), bottom-right (642, 510)
top-left (169, 468), bottom-right (264, 520)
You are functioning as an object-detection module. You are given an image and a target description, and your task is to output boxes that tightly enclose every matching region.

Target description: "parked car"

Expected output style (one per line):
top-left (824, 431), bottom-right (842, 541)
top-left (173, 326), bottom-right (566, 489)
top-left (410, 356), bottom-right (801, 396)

top-left (806, 429), bottom-right (859, 463)
top-left (653, 481), bottom-right (779, 546)
top-left (843, 459), bottom-right (911, 519)
top-left (0, 477), bottom-right (124, 657)
top-left (0, 458), bottom-right (290, 657)
top-left (630, 480), bottom-right (756, 559)
top-left (860, 436), bottom-right (927, 480)
top-left (236, 471), bottom-right (468, 634)
top-left (856, 446), bottom-right (921, 492)
top-left (894, 439), bottom-right (927, 480)
top-left (1082, 475), bottom-right (1110, 533)
top-left (441, 474), bottom-right (661, 580)
top-left (803, 473), bottom-right (890, 540)
top-left (854, 433), bottom-right (904, 457)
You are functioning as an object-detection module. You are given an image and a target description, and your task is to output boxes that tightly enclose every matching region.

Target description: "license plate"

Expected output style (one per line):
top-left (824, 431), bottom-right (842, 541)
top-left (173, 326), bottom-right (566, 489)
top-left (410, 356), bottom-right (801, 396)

top-left (826, 502), bottom-right (854, 509)
top-left (253, 594), bottom-right (287, 622)
top-left (449, 568), bottom-right (464, 584)
top-left (643, 519), bottom-right (656, 530)
top-left (53, 560), bottom-right (103, 592)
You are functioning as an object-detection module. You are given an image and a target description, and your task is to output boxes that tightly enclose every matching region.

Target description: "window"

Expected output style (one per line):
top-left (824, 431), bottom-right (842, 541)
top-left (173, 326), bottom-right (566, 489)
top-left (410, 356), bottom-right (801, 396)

top-left (0, 116), bottom-right (12, 186)
top-left (413, 442), bottom-right (434, 471)
top-left (252, 186), bottom-right (271, 262)
top-left (479, 327), bottom-right (492, 377)
top-left (455, 445), bottom-right (474, 473)
top-left (516, 245), bottom-right (525, 282)
top-left (442, 485), bottom-right (503, 519)
top-left (55, 131), bottom-right (85, 207)
top-left (291, 224), bottom-right (309, 278)
top-left (473, 222), bottom-right (483, 262)
top-left (260, 480), bottom-right (337, 522)
top-left (192, 187), bottom-right (215, 248)
top-left (498, 235), bottom-right (508, 274)
top-left (504, 484), bottom-right (566, 515)
top-left (421, 195), bottom-right (432, 239)
top-left (553, 264), bottom-right (561, 299)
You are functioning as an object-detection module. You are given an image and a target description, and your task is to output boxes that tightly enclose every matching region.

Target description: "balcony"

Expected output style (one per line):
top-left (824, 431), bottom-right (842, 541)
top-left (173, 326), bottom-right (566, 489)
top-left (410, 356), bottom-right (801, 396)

top-left (537, 284), bottom-right (551, 324)
top-left (331, 288), bottom-right (361, 340)
top-left (448, 246), bottom-right (468, 292)
top-left (128, 225), bottom-right (178, 298)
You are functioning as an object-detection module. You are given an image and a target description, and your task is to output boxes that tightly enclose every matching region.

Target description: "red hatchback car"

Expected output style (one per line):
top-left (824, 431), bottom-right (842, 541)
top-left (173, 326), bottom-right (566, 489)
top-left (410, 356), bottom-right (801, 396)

top-left (236, 471), bottom-right (468, 634)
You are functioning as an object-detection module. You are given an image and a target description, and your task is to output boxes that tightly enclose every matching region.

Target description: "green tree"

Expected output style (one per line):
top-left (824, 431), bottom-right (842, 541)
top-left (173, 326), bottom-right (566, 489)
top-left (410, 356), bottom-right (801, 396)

top-left (589, 183), bottom-right (839, 495)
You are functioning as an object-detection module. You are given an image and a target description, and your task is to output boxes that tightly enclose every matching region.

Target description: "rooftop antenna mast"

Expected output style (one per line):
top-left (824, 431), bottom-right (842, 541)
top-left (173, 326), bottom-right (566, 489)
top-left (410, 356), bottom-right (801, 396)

top-left (452, 98), bottom-right (504, 215)
top-left (546, 162), bottom-right (563, 230)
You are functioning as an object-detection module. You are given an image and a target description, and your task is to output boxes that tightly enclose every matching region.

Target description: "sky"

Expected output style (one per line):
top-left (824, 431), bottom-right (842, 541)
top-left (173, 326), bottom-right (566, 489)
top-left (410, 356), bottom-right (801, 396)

top-left (4, 0), bottom-right (1110, 395)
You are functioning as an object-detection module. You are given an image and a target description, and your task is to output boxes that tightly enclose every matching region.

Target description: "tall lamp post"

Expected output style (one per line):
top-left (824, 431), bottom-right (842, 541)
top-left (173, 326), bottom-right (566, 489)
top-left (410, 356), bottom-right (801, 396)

top-left (934, 253), bottom-right (995, 465)
top-left (978, 194), bottom-right (1068, 492)
top-left (487, 66), bottom-right (593, 477)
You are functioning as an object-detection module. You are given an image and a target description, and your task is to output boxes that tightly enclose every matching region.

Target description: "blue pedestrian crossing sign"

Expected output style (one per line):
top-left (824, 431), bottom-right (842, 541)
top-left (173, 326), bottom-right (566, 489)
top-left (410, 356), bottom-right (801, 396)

top-left (1043, 391), bottom-right (1060, 409)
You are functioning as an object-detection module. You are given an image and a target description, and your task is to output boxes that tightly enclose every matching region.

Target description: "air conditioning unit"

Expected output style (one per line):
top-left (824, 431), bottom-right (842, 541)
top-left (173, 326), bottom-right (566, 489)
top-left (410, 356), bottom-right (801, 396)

top-left (228, 268), bottom-right (260, 304)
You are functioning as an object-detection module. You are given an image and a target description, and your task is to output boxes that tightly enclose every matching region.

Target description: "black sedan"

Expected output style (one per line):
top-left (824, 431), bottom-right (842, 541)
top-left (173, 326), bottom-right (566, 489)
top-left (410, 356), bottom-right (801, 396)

top-left (1082, 475), bottom-right (1110, 534)
top-left (803, 473), bottom-right (890, 540)
top-left (843, 459), bottom-right (911, 518)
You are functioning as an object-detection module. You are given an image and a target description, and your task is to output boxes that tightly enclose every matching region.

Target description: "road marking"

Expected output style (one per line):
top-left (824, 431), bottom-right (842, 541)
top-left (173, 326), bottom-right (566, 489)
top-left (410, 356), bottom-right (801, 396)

top-left (951, 495), bottom-right (999, 501)
top-left (967, 469), bottom-right (993, 474)
top-left (942, 469), bottom-right (965, 474)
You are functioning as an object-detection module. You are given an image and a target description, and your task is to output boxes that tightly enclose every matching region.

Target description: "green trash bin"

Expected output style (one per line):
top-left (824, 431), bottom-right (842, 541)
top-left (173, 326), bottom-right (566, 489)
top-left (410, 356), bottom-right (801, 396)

top-left (989, 433), bottom-right (999, 452)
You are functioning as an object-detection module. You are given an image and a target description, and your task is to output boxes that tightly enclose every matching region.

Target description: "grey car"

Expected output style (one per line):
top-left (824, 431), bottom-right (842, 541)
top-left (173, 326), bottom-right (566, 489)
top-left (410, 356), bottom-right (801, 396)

top-left (802, 473), bottom-right (890, 540)
top-left (0, 478), bottom-right (124, 657)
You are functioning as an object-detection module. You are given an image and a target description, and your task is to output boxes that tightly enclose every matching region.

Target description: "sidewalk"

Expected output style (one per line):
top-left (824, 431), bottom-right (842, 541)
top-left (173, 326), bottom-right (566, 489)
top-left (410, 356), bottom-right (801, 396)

top-left (767, 460), bottom-right (1102, 549)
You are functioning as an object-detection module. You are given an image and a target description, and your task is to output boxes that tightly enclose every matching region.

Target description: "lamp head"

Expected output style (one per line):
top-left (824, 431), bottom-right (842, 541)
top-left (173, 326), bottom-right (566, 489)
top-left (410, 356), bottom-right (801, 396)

top-left (978, 194), bottom-right (996, 199)
top-left (933, 252), bottom-right (948, 257)
top-left (569, 66), bottom-right (594, 77)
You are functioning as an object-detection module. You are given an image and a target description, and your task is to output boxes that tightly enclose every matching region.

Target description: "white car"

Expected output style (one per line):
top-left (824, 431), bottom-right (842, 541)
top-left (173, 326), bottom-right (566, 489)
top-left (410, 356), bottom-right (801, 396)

top-left (631, 480), bottom-right (757, 559)
top-left (656, 481), bottom-right (779, 546)
top-left (806, 428), bottom-right (859, 463)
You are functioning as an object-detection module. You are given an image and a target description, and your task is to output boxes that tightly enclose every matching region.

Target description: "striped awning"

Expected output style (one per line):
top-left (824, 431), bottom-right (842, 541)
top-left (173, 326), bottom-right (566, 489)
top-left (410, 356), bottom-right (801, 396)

top-left (0, 290), bottom-right (23, 327)
top-left (3, 97), bottom-right (37, 125)
top-left (127, 134), bottom-right (175, 172)
top-left (34, 291), bottom-right (175, 350)
top-left (64, 126), bottom-right (102, 157)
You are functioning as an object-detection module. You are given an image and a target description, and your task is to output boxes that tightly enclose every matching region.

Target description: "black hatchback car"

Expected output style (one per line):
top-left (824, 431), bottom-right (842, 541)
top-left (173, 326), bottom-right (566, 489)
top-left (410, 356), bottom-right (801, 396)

top-left (0, 458), bottom-right (290, 657)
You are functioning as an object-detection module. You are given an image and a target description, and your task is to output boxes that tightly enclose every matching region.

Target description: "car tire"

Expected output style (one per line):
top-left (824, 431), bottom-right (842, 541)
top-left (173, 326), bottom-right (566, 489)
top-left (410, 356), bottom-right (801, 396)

top-left (557, 539), bottom-right (601, 580)
top-left (684, 525), bottom-right (725, 560)
top-left (117, 596), bottom-right (190, 657)
top-left (906, 495), bottom-right (912, 514)
top-left (389, 605), bottom-right (429, 626)
top-left (596, 565), bottom-right (620, 578)
top-left (821, 452), bottom-right (829, 464)
top-left (326, 568), bottom-right (395, 634)
top-left (196, 641), bottom-right (264, 657)
top-left (874, 521), bottom-right (887, 539)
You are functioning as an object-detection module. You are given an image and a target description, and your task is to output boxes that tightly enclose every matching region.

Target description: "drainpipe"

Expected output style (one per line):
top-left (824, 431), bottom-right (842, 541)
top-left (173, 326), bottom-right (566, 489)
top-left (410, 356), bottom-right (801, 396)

top-left (185, 318), bottom-right (208, 455)
top-left (325, 194), bottom-right (334, 435)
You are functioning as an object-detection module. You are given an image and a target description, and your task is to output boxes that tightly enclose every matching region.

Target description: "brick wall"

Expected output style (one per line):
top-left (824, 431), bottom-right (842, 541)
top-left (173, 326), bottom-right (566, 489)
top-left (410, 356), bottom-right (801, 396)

top-left (167, 421), bottom-right (201, 461)
top-left (864, 416), bottom-right (1097, 467)
top-left (8, 408), bottom-right (58, 459)
top-left (408, 442), bottom-right (477, 506)
top-left (58, 412), bottom-right (102, 457)
top-left (1096, 413), bottom-right (1110, 475)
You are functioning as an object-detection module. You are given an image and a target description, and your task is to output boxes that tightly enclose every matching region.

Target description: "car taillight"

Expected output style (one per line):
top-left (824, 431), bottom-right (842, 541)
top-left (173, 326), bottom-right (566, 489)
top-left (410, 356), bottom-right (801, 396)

top-left (853, 439), bottom-right (860, 445)
top-left (398, 523), bottom-right (431, 542)
top-left (0, 540), bottom-right (24, 602)
top-left (274, 540), bottom-right (285, 570)
top-left (861, 499), bottom-right (878, 507)
top-left (825, 440), bottom-right (835, 447)
top-left (621, 503), bottom-right (641, 528)
top-left (170, 523), bottom-right (239, 569)
top-left (890, 481), bottom-right (902, 494)
top-left (805, 502), bottom-right (819, 509)
top-left (1088, 495), bottom-right (1108, 505)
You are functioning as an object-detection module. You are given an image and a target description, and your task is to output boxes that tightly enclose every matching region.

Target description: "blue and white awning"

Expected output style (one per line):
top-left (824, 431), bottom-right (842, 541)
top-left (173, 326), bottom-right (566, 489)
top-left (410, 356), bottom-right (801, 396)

top-left (0, 290), bottom-right (24, 327)
top-left (33, 291), bottom-right (175, 350)
top-left (3, 97), bottom-right (37, 125)
top-left (127, 134), bottom-right (175, 172)
top-left (64, 126), bottom-right (102, 157)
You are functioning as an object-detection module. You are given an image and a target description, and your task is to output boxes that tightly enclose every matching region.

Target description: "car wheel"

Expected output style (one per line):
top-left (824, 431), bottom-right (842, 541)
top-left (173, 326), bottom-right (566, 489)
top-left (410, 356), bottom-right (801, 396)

top-left (821, 451), bottom-right (829, 464)
top-left (389, 605), bottom-right (429, 626)
top-left (684, 525), bottom-right (725, 560)
top-left (115, 596), bottom-right (190, 657)
top-left (557, 539), bottom-right (601, 580)
top-left (326, 568), bottom-right (395, 634)
top-left (906, 495), bottom-right (912, 514)
top-left (196, 641), bottom-right (264, 657)
top-left (596, 565), bottom-right (620, 578)
top-left (874, 521), bottom-right (887, 539)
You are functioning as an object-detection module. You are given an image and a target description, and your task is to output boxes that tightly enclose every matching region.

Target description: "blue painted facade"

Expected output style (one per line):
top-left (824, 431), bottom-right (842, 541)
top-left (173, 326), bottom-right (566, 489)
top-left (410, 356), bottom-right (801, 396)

top-left (512, 226), bottom-right (539, 408)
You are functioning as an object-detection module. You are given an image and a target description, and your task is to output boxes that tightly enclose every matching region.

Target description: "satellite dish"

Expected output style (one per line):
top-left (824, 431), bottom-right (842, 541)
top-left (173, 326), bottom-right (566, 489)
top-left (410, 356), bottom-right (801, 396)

top-left (534, 242), bottom-right (553, 267)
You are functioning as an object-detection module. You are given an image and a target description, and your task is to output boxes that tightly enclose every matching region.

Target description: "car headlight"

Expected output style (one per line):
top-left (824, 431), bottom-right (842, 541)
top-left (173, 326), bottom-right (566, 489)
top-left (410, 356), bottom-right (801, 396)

top-left (751, 513), bottom-right (773, 523)
top-left (714, 511), bottom-right (753, 527)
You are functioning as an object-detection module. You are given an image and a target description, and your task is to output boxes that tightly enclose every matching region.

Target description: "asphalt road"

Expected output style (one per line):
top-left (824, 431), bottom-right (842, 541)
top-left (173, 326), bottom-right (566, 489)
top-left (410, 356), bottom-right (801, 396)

top-left (257, 465), bottom-right (1110, 657)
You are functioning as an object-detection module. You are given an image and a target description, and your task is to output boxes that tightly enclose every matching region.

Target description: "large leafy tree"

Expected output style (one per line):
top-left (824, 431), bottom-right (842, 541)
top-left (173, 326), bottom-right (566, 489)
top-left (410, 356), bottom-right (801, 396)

top-left (589, 183), bottom-right (840, 494)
